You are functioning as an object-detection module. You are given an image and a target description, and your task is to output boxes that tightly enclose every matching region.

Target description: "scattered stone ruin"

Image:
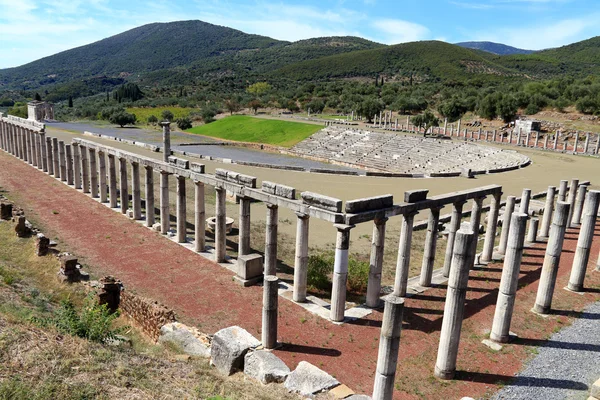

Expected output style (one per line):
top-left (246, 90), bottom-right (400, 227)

top-left (27, 101), bottom-right (54, 122)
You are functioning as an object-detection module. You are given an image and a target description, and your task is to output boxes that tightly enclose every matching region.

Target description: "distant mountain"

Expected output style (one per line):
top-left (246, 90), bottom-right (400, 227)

top-left (456, 41), bottom-right (534, 55)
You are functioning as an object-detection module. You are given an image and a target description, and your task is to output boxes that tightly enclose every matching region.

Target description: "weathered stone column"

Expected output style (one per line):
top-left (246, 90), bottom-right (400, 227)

top-left (160, 171), bottom-right (170, 234)
top-left (539, 186), bottom-right (556, 238)
top-left (39, 132), bottom-right (47, 172)
top-left (108, 155), bottom-right (118, 208)
top-left (262, 275), bottom-right (279, 350)
top-left (584, 133), bottom-right (590, 153)
top-left (420, 208), bottom-right (441, 287)
top-left (595, 134), bottom-right (600, 155)
top-left (567, 191), bottom-right (600, 293)
top-left (161, 121), bottom-right (171, 162)
top-left (132, 162), bottom-right (142, 220)
top-left (533, 202), bottom-right (570, 314)
top-left (89, 148), bottom-right (98, 198)
top-left (372, 295), bottom-right (405, 399)
top-left (566, 179), bottom-right (579, 227)
top-left (571, 184), bottom-right (587, 226)
top-left (443, 201), bottom-right (466, 277)
top-left (534, 132), bottom-right (539, 148)
top-left (145, 167), bottom-right (155, 227)
top-left (519, 188), bottom-right (531, 215)
top-left (331, 224), bottom-right (353, 322)
top-left (176, 175), bottom-right (186, 243)
top-left (81, 145), bottom-right (90, 193)
top-left (32, 131), bottom-right (39, 166)
top-left (214, 186), bottom-right (227, 262)
top-left (72, 143), bottom-right (81, 189)
top-left (573, 132), bottom-right (579, 153)
top-left (98, 151), bottom-right (107, 202)
top-left (264, 204), bottom-right (278, 275)
top-left (493, 130), bottom-right (497, 142)
top-left (19, 127), bottom-right (25, 160)
top-left (194, 180), bottom-right (205, 252)
top-left (65, 145), bottom-right (74, 185)
top-left (490, 212), bottom-right (528, 343)
top-left (526, 131), bottom-right (531, 147)
top-left (558, 180), bottom-right (568, 202)
top-left (434, 228), bottom-right (475, 380)
top-left (37, 133), bottom-right (44, 168)
top-left (526, 217), bottom-right (539, 243)
top-left (367, 217), bottom-right (387, 307)
top-left (119, 158), bottom-right (128, 214)
top-left (481, 192), bottom-right (501, 263)
top-left (46, 137), bottom-right (54, 175)
top-left (553, 132), bottom-right (559, 150)
top-left (393, 212), bottom-right (416, 296)
top-left (58, 141), bottom-right (67, 182)
top-left (293, 212), bottom-right (310, 302)
top-left (544, 134), bottom-right (549, 149)
top-left (26, 130), bottom-right (32, 164)
top-left (508, 129), bottom-right (513, 145)
top-left (52, 137), bottom-right (60, 178)
top-left (238, 196), bottom-right (252, 256)
top-left (468, 196), bottom-right (485, 265)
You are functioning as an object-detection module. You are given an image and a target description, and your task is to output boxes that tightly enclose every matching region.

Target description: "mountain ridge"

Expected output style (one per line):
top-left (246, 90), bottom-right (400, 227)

top-left (455, 41), bottom-right (535, 55)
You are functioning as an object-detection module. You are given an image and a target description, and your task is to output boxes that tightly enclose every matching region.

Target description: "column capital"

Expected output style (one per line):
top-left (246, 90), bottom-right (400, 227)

top-left (295, 211), bottom-right (309, 219)
top-left (453, 199), bottom-right (468, 206)
top-left (160, 169), bottom-right (171, 176)
top-left (374, 216), bottom-right (389, 225)
top-left (333, 223), bottom-right (355, 231)
top-left (266, 203), bottom-right (279, 210)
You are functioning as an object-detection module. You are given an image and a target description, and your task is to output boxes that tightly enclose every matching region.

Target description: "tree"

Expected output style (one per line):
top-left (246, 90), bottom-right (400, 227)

top-left (305, 99), bottom-right (325, 114)
top-left (411, 110), bottom-right (439, 136)
top-left (34, 93), bottom-right (42, 101)
top-left (161, 110), bottom-right (174, 121)
top-left (201, 107), bottom-right (217, 124)
top-left (247, 82), bottom-right (272, 97)
top-left (176, 117), bottom-right (192, 130)
top-left (248, 99), bottom-right (262, 115)
top-left (286, 100), bottom-right (300, 113)
top-left (497, 95), bottom-right (518, 122)
top-left (68, 96), bottom-right (73, 108)
top-left (113, 83), bottom-right (144, 102)
top-left (478, 94), bottom-right (498, 120)
top-left (357, 98), bottom-right (384, 123)
top-left (109, 111), bottom-right (136, 127)
top-left (437, 98), bottom-right (467, 123)
top-left (224, 98), bottom-right (241, 115)
top-left (147, 115), bottom-right (158, 125)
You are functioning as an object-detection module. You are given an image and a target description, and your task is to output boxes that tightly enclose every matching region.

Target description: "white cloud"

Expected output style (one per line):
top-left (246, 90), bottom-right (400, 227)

top-left (371, 19), bottom-right (430, 44)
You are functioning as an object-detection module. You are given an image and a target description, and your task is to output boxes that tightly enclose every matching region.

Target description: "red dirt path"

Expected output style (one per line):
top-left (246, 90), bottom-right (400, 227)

top-left (1, 149), bottom-right (599, 399)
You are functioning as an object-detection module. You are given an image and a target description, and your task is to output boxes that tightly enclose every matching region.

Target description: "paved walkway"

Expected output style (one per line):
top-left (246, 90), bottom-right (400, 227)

top-left (1, 148), bottom-right (599, 399)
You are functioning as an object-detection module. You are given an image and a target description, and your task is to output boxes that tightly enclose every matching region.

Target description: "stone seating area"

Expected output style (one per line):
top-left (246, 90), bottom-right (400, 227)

top-left (291, 127), bottom-right (531, 176)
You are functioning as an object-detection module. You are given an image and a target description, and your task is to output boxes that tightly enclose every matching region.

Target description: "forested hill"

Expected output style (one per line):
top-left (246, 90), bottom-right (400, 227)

top-left (456, 41), bottom-right (534, 55)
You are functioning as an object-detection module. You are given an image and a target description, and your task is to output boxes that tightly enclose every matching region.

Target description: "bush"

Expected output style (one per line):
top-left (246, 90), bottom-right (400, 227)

top-left (176, 117), bottom-right (192, 130)
top-left (147, 114), bottom-right (158, 125)
top-left (109, 111), bottom-right (136, 127)
top-left (347, 258), bottom-right (370, 293)
top-left (307, 254), bottom-right (333, 292)
top-left (161, 110), bottom-right (174, 121)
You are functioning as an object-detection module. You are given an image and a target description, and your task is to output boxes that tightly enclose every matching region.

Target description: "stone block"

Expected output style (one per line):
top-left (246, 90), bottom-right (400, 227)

top-left (237, 173), bottom-right (257, 188)
top-left (275, 184), bottom-right (295, 199)
top-left (159, 322), bottom-right (210, 357)
top-left (301, 191), bottom-right (342, 213)
top-left (404, 189), bottom-right (428, 203)
top-left (35, 233), bottom-right (50, 256)
top-left (237, 254), bottom-right (263, 280)
top-left (190, 162), bottom-right (205, 173)
top-left (14, 215), bottom-right (28, 237)
top-left (0, 202), bottom-right (13, 220)
top-left (284, 361), bottom-right (340, 396)
top-left (210, 326), bottom-right (260, 375)
top-left (175, 158), bottom-right (189, 169)
top-left (591, 378), bottom-right (600, 399)
top-left (329, 384), bottom-right (355, 398)
top-left (215, 168), bottom-right (228, 180)
top-left (243, 350), bottom-right (290, 384)
top-left (345, 194), bottom-right (393, 214)
top-left (345, 395), bottom-right (372, 400)
top-left (167, 156), bottom-right (178, 165)
top-left (262, 181), bottom-right (277, 195)
top-left (152, 223), bottom-right (161, 232)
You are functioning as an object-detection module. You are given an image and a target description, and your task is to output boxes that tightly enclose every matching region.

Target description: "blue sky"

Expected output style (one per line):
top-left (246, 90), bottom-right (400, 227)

top-left (1, 0), bottom-right (599, 69)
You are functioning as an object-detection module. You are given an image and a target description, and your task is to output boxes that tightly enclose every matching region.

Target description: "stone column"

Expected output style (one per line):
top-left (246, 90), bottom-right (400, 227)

top-left (393, 212), bottom-right (416, 297)
top-left (161, 121), bottom-right (171, 162)
top-left (264, 204), bottom-right (278, 275)
top-left (372, 295), bottom-right (405, 400)
top-left (508, 129), bottom-right (513, 145)
top-left (175, 175), bottom-right (186, 243)
top-left (238, 197), bottom-right (252, 256)
top-left (595, 134), bottom-right (600, 155)
top-left (584, 133), bottom-right (590, 153)
top-left (39, 132), bottom-right (47, 171)
top-left (539, 186), bottom-right (556, 238)
top-left (469, 196), bottom-right (485, 265)
top-left (89, 148), bottom-right (98, 198)
top-left (443, 118), bottom-right (447, 135)
top-left (490, 212), bottom-right (528, 343)
top-left (526, 218), bottom-right (539, 243)
top-left (98, 151), bottom-right (107, 203)
top-left (367, 217), bottom-right (387, 307)
top-left (420, 208), bottom-right (441, 287)
top-left (443, 201), bottom-right (466, 277)
top-left (498, 196), bottom-right (516, 256)
top-left (194, 180), bottom-right (205, 252)
top-left (262, 275), bottom-right (279, 350)
top-left (108, 155), bottom-right (118, 208)
top-left (331, 224), bottom-right (353, 322)
top-left (52, 137), bottom-right (60, 178)
top-left (119, 158), bottom-right (128, 214)
top-left (519, 188), bottom-right (531, 215)
top-left (214, 187), bottom-right (227, 262)
top-left (526, 131), bottom-right (531, 147)
top-left (32, 131), bottom-right (39, 166)
top-left (72, 143), bottom-right (81, 189)
top-left (573, 132), bottom-right (579, 153)
top-left (293, 212), bottom-right (310, 302)
top-left (434, 228), bottom-right (474, 380)
top-left (46, 137), bottom-right (54, 175)
top-left (567, 191), bottom-right (600, 293)
top-left (145, 167), bottom-right (155, 227)
top-left (36, 133), bottom-right (43, 169)
top-left (26, 130), bottom-right (33, 164)
top-left (481, 192), bottom-right (501, 263)
top-left (160, 171), bottom-right (170, 234)
top-left (534, 132), bottom-right (539, 148)
top-left (544, 134), bottom-right (549, 149)
top-left (493, 130), bottom-right (497, 142)
top-left (558, 180), bottom-right (568, 202)
top-left (132, 162), bottom-right (142, 220)
top-left (553, 132), bottom-right (558, 150)
top-left (566, 179), bottom-right (579, 227)
top-left (533, 202), bottom-right (570, 314)
top-left (65, 145), bottom-right (74, 185)
top-left (81, 145), bottom-right (90, 193)
top-left (58, 141), bottom-right (67, 182)
top-left (571, 184), bottom-right (587, 226)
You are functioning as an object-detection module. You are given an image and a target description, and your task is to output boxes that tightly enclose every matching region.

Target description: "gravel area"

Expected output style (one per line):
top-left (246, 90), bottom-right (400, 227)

top-left (490, 300), bottom-right (600, 400)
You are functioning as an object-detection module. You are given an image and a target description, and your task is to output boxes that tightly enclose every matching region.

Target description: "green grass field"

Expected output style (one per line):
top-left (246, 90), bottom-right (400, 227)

top-left (186, 115), bottom-right (323, 147)
top-left (126, 107), bottom-right (196, 122)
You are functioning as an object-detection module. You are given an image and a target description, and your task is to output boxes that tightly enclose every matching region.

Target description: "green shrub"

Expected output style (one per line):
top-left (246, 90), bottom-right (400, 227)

top-left (147, 114), bottom-right (158, 125)
top-left (307, 254), bottom-right (333, 292)
top-left (176, 117), bottom-right (192, 130)
top-left (347, 257), bottom-right (370, 293)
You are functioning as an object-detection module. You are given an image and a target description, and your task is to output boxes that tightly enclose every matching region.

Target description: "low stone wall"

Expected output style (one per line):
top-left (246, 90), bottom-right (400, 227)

top-left (120, 290), bottom-right (177, 342)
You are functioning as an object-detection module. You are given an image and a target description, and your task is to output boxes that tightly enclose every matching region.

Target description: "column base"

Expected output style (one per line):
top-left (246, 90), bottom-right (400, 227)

top-left (434, 366), bottom-right (455, 380)
top-left (564, 285), bottom-right (585, 294)
top-left (233, 275), bottom-right (263, 287)
top-left (531, 305), bottom-right (550, 316)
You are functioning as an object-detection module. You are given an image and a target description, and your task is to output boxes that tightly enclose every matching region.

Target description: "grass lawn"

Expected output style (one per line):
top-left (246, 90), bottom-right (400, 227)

top-left (126, 107), bottom-right (196, 122)
top-left (186, 115), bottom-right (323, 147)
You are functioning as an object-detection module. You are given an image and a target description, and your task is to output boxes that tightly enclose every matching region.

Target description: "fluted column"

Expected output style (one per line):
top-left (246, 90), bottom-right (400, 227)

top-left (481, 192), bottom-right (501, 263)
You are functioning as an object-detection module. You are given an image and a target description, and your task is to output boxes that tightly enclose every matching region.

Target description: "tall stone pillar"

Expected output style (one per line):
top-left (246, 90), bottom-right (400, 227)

top-left (534, 132), bottom-right (539, 148)
top-left (331, 224), bottom-right (353, 322)
top-left (52, 138), bottom-right (60, 178)
top-left (519, 188), bottom-right (531, 215)
top-left (443, 201), bottom-right (466, 277)
top-left (46, 137), bottom-right (54, 175)
top-left (573, 132), bottom-right (579, 153)
top-left (161, 121), bottom-right (171, 162)
top-left (145, 167), bottom-right (155, 227)
top-left (571, 184), bottom-right (587, 226)
top-left (27, 130), bottom-right (33, 164)
top-left (262, 275), bottom-right (279, 350)
top-left (160, 171), bottom-right (170, 234)
top-left (566, 179), bottom-right (579, 227)
top-left (393, 212), bottom-right (416, 297)
top-left (132, 162), bottom-right (142, 220)
top-left (553, 132), bottom-right (558, 150)
top-left (264, 204), bottom-right (278, 275)
top-left (434, 228), bottom-right (475, 379)
top-left (367, 217), bottom-right (387, 307)
top-left (58, 141), bottom-right (67, 182)
top-left (39, 132), bottom-right (47, 172)
top-left (525, 131), bottom-right (531, 147)
top-left (498, 196), bottom-right (516, 256)
top-left (584, 133), bottom-right (590, 153)
top-left (81, 145), bottom-right (90, 193)
top-left (214, 187), bottom-right (227, 262)
top-left (65, 145), bottom-right (74, 185)
top-left (490, 212), bottom-right (528, 343)
top-left (533, 202), bottom-right (570, 314)
top-left (37, 132), bottom-right (44, 168)
top-left (98, 151), bottom-right (107, 203)
top-left (595, 134), bottom-right (600, 155)
top-left (194, 180), bottom-right (205, 252)
top-left (293, 212), bottom-right (310, 302)
top-left (493, 130), bottom-right (497, 142)
top-left (72, 143), bottom-right (81, 189)
top-left (108, 155), bottom-right (118, 208)
top-left (89, 148), bottom-right (98, 198)
top-left (420, 208), bottom-right (441, 287)
top-left (175, 175), bottom-right (186, 242)
top-left (539, 186), bottom-right (556, 238)
top-left (544, 134), bottom-right (549, 149)
top-left (119, 158), bottom-right (128, 214)
top-left (481, 192), bottom-right (501, 263)
top-left (468, 196), bottom-right (485, 265)
top-left (567, 191), bottom-right (600, 292)
top-left (508, 129), bottom-right (513, 145)
top-left (238, 197), bottom-right (252, 256)
top-left (558, 180), bottom-right (568, 202)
